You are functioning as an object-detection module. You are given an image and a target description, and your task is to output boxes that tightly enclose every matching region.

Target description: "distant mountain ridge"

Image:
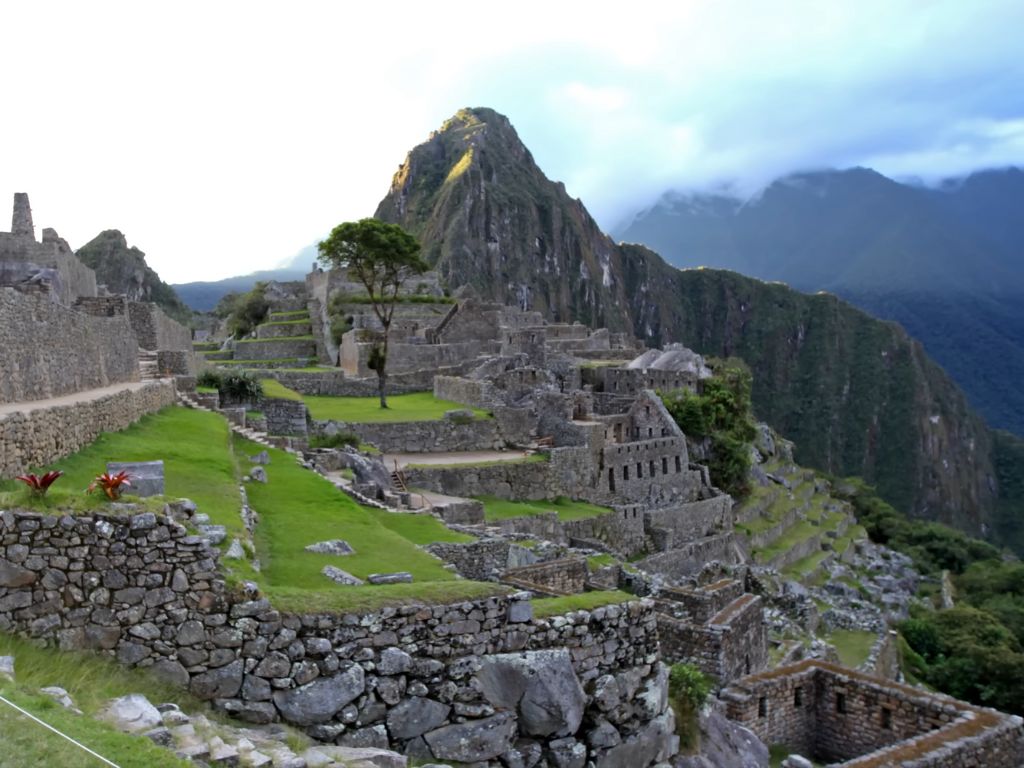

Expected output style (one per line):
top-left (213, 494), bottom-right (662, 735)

top-left (616, 167), bottom-right (1024, 435)
top-left (373, 107), bottom-right (1019, 544)
top-left (172, 245), bottom-right (316, 311)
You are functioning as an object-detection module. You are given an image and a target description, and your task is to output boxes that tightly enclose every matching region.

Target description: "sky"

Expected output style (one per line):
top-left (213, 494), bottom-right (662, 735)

top-left (2, 0), bottom-right (1023, 283)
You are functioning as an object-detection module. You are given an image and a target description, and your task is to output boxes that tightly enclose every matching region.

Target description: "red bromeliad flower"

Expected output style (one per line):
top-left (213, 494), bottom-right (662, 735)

top-left (15, 470), bottom-right (64, 496)
top-left (87, 471), bottom-right (132, 500)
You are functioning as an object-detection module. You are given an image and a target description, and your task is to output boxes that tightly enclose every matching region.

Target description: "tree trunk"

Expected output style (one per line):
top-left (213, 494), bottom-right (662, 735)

top-left (377, 368), bottom-right (388, 409)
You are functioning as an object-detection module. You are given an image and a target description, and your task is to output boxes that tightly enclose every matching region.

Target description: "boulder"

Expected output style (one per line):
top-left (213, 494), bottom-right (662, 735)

top-left (190, 660), bottom-right (243, 700)
top-left (386, 697), bottom-right (451, 740)
top-left (782, 757), bottom-right (814, 768)
top-left (595, 712), bottom-right (676, 768)
top-left (672, 708), bottom-right (768, 768)
top-left (322, 565), bottom-right (364, 586)
top-left (476, 649), bottom-right (585, 737)
top-left (305, 539), bottom-right (356, 556)
top-left (107, 461), bottom-right (165, 497)
top-left (313, 746), bottom-right (408, 768)
top-left (423, 711), bottom-right (517, 762)
top-left (250, 466), bottom-right (268, 483)
top-left (377, 647), bottom-right (413, 676)
top-left (367, 572), bottom-right (413, 585)
top-left (249, 451), bottom-right (270, 465)
top-left (0, 656), bottom-right (13, 681)
top-left (0, 558), bottom-right (36, 587)
top-left (102, 694), bottom-right (162, 733)
top-left (273, 664), bottom-right (365, 725)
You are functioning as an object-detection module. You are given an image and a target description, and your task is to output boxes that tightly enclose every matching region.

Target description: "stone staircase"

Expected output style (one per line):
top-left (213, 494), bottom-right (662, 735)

top-left (175, 391), bottom-right (272, 448)
top-left (138, 348), bottom-right (161, 381)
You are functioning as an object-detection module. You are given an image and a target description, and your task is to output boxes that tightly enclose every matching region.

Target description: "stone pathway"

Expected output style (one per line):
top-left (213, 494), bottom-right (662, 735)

top-left (0, 380), bottom-right (163, 419)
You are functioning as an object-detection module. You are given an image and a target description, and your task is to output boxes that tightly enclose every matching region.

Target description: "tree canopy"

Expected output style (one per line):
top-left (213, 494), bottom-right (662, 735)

top-left (317, 219), bottom-right (428, 407)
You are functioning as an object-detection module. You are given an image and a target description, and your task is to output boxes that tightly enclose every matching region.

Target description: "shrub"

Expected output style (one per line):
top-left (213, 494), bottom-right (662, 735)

top-left (309, 432), bottom-right (361, 450)
top-left (87, 470), bottom-right (132, 500)
top-left (668, 663), bottom-right (712, 752)
top-left (196, 370), bottom-right (223, 389)
top-left (669, 663), bottom-right (712, 712)
top-left (15, 471), bottom-right (63, 496)
top-left (220, 371), bottom-right (263, 403)
top-left (330, 315), bottom-right (353, 346)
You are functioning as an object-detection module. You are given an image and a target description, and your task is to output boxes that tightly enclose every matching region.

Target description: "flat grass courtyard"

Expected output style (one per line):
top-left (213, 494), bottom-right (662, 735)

top-left (4, 406), bottom-right (502, 613)
top-left (302, 391), bottom-right (490, 423)
top-left (476, 494), bottom-right (612, 522)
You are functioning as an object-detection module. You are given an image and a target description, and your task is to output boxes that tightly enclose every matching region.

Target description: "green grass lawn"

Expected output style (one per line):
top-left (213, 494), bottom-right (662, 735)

top-left (782, 550), bottom-right (831, 580)
top-left (303, 392), bottom-right (489, 423)
top-left (476, 495), bottom-right (612, 522)
top-left (268, 310), bottom-right (310, 320)
top-left (234, 434), bottom-right (500, 610)
top-left (827, 629), bottom-right (877, 668)
top-left (532, 590), bottom-right (635, 618)
top-left (0, 407), bottom-right (242, 534)
top-left (260, 378), bottom-right (303, 401)
top-left (0, 633), bottom-right (197, 767)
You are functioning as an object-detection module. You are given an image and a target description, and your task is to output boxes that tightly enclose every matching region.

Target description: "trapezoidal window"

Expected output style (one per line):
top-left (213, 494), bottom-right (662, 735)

top-left (836, 692), bottom-right (847, 714)
top-left (662, 457), bottom-right (668, 474)
top-left (793, 687), bottom-right (803, 708)
top-left (758, 697), bottom-right (767, 718)
top-left (608, 468), bottom-right (616, 492)
top-left (881, 707), bottom-right (892, 730)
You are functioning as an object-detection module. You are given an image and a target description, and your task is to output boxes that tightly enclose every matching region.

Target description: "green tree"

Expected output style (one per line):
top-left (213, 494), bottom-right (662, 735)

top-left (317, 219), bottom-right (428, 408)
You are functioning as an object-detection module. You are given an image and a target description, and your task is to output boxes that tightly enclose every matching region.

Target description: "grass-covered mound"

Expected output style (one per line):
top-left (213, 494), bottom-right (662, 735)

top-left (303, 392), bottom-right (489, 423)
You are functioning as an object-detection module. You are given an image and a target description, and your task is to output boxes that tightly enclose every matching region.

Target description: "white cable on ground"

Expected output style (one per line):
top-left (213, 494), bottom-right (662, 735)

top-left (0, 694), bottom-right (121, 768)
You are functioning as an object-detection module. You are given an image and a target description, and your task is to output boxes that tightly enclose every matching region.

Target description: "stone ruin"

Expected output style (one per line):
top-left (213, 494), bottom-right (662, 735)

top-left (0, 194), bottom-right (197, 478)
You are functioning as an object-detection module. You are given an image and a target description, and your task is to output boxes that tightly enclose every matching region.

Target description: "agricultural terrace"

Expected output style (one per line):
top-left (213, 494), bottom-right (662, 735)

top-left (0, 407), bottom-right (500, 613)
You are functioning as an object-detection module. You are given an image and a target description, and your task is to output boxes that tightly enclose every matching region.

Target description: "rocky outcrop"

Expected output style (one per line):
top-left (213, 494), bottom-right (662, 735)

top-left (76, 230), bottom-right (191, 322)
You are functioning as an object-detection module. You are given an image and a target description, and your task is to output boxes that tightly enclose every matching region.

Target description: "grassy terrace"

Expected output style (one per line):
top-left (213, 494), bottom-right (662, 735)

top-left (236, 334), bottom-right (315, 343)
top-left (303, 391), bottom-right (490, 423)
top-left (476, 495), bottom-right (612, 522)
top-left (532, 590), bottom-right (635, 618)
top-left (268, 310), bottom-right (310, 320)
top-left (3, 407), bottom-right (502, 614)
top-left (826, 628), bottom-right (877, 668)
top-left (261, 378), bottom-right (303, 401)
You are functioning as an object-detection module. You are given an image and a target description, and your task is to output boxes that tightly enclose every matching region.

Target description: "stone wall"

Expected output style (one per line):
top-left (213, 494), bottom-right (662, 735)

top-left (313, 406), bottom-right (533, 454)
top-left (263, 398), bottom-right (308, 438)
top-left (603, 368), bottom-right (701, 397)
top-left (722, 660), bottom-right (1024, 767)
top-left (128, 302), bottom-right (192, 352)
top-left (563, 508), bottom-right (648, 558)
top-left (0, 508), bottom-right (676, 767)
top-left (645, 496), bottom-right (733, 548)
top-left (0, 382), bottom-right (177, 478)
top-left (0, 287), bottom-right (140, 404)
top-left (234, 337), bottom-right (317, 362)
top-left (502, 557), bottom-right (589, 595)
top-left (313, 414), bottom-right (504, 454)
top-left (637, 533), bottom-right (741, 578)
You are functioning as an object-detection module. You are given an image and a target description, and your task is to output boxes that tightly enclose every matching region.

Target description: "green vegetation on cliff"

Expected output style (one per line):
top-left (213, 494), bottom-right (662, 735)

top-left (662, 360), bottom-right (757, 496)
top-left (77, 230), bottom-right (191, 323)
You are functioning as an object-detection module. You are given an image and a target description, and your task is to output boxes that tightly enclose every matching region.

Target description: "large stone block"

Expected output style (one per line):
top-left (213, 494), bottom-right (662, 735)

top-left (423, 711), bottom-right (517, 763)
top-left (272, 664), bottom-right (365, 725)
top-left (476, 649), bottom-right (585, 738)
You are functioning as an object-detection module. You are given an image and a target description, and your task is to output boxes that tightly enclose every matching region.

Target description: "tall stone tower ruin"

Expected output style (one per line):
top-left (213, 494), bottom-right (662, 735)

top-left (11, 193), bottom-right (33, 238)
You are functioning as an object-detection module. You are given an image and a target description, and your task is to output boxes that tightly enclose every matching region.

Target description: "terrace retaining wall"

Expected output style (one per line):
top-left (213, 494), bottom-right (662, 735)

top-left (0, 508), bottom-right (675, 767)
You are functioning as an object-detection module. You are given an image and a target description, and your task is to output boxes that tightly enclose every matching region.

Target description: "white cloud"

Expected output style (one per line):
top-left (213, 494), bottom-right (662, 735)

top-left (1, 0), bottom-right (1022, 282)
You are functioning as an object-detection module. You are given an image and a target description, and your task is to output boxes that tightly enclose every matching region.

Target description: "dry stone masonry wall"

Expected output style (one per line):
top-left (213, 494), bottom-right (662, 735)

top-left (722, 660), bottom-right (1024, 767)
top-left (0, 287), bottom-right (140, 404)
top-left (0, 508), bottom-right (677, 767)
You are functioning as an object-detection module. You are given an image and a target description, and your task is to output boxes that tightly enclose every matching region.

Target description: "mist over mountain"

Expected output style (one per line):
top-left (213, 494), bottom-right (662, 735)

top-left (616, 167), bottom-right (1024, 435)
